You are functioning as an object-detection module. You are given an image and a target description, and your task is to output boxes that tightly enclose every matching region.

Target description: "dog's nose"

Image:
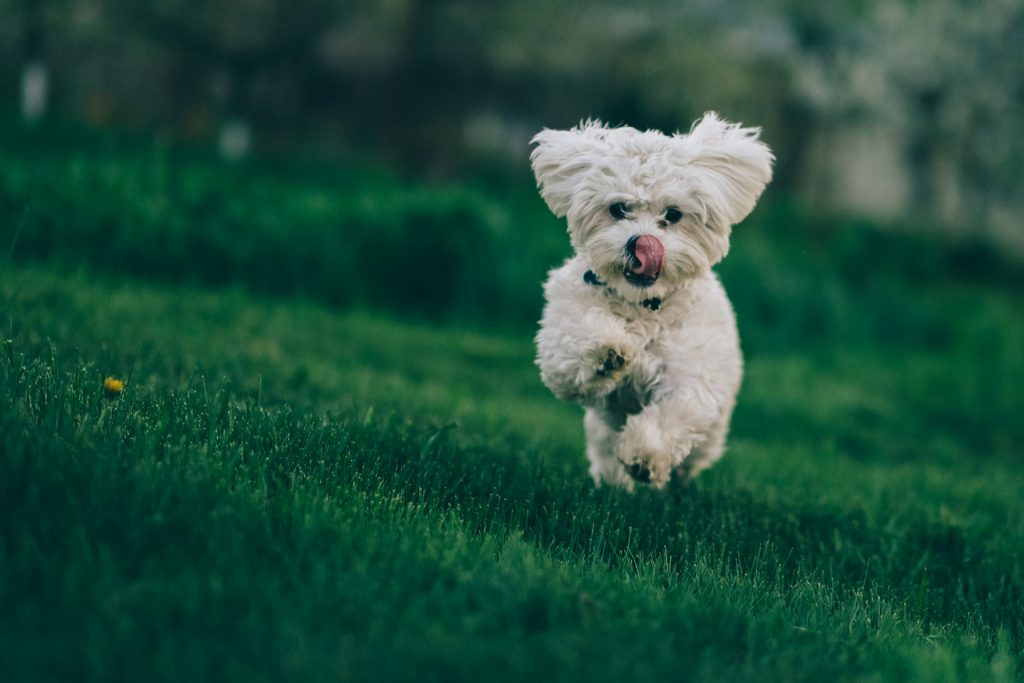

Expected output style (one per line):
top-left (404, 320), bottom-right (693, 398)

top-left (625, 234), bottom-right (664, 279)
top-left (627, 463), bottom-right (651, 483)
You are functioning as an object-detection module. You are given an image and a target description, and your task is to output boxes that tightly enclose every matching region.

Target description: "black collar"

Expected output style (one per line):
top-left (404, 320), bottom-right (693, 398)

top-left (584, 270), bottom-right (662, 311)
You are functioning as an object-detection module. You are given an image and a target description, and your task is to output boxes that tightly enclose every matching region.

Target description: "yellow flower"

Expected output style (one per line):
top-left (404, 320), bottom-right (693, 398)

top-left (103, 377), bottom-right (125, 399)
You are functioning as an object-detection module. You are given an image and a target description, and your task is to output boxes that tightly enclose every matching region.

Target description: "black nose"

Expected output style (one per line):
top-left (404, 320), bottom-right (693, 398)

top-left (627, 463), bottom-right (651, 483)
top-left (625, 234), bottom-right (641, 257)
top-left (625, 234), bottom-right (644, 272)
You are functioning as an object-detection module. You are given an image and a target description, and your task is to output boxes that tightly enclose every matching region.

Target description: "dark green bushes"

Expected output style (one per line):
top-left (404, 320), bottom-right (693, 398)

top-left (2, 127), bottom-right (1020, 345)
top-left (0, 151), bottom-right (547, 325)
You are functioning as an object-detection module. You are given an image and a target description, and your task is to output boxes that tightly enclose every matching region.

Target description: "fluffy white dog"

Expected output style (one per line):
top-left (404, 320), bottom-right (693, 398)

top-left (531, 113), bottom-right (773, 490)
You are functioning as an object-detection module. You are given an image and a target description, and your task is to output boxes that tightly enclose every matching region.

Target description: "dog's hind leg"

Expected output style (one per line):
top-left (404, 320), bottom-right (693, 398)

top-left (615, 383), bottom-right (726, 488)
top-left (676, 414), bottom-right (731, 484)
top-left (584, 409), bottom-right (634, 491)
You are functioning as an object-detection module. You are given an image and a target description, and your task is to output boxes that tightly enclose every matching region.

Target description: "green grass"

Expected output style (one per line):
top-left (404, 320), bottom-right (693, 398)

top-left (2, 265), bottom-right (1022, 682)
top-left (1, 129), bottom-right (1023, 681)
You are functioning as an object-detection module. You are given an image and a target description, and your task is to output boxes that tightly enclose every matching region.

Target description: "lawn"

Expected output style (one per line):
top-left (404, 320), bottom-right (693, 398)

top-left (1, 132), bottom-right (1022, 682)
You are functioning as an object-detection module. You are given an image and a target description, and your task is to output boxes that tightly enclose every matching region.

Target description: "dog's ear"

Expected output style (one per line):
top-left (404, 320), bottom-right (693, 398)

top-left (680, 112), bottom-right (774, 230)
top-left (530, 121), bottom-right (607, 217)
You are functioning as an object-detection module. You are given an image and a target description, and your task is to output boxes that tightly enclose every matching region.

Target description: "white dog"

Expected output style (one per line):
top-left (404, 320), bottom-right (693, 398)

top-left (531, 113), bottom-right (773, 490)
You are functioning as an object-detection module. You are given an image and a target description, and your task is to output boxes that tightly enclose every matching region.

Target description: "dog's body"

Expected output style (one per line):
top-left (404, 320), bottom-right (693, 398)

top-left (531, 113), bottom-right (773, 490)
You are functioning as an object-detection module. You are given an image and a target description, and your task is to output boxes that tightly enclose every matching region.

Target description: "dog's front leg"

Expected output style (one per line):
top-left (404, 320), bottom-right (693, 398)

top-left (535, 302), bottom-right (640, 405)
top-left (615, 385), bottom-right (723, 488)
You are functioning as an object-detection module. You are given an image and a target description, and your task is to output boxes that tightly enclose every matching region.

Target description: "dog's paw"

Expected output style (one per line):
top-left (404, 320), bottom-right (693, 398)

top-left (595, 347), bottom-right (627, 378)
top-left (615, 416), bottom-right (678, 489)
top-left (617, 451), bottom-right (672, 488)
top-left (579, 345), bottom-right (633, 399)
top-left (589, 455), bottom-right (637, 492)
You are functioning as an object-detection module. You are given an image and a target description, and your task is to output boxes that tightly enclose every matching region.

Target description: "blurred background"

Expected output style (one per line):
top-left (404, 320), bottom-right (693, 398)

top-left (2, 0), bottom-right (1022, 247)
top-left (0, 0), bottom-right (1022, 349)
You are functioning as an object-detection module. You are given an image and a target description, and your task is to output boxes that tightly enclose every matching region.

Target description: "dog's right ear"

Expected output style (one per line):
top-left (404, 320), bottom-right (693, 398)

top-left (530, 121), bottom-right (606, 217)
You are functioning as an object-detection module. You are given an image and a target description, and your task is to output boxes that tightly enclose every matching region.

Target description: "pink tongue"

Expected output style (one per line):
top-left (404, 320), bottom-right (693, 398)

top-left (630, 235), bottom-right (664, 278)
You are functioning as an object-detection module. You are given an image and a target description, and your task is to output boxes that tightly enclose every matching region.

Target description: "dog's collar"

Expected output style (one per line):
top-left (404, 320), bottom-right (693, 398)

top-left (583, 269), bottom-right (662, 311)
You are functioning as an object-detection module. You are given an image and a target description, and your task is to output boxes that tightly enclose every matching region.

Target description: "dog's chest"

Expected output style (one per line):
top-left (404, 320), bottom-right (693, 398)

top-left (602, 305), bottom-right (682, 421)
top-left (604, 293), bottom-right (690, 352)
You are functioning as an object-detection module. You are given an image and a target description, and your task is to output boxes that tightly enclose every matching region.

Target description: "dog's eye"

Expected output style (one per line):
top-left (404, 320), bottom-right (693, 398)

top-left (664, 207), bottom-right (684, 224)
top-left (609, 202), bottom-right (629, 220)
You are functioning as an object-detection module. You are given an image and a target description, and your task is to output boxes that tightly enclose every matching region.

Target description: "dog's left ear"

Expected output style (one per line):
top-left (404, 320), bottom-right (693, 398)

top-left (679, 112), bottom-right (774, 230)
top-left (530, 121), bottom-right (608, 217)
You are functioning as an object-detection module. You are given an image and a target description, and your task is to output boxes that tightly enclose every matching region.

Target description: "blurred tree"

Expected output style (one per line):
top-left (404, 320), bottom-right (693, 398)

top-left (380, 0), bottom-right (487, 174)
top-left (755, 0), bottom-right (884, 204)
top-left (876, 0), bottom-right (1024, 234)
top-left (3, 0), bottom-right (1020, 245)
top-left (124, 0), bottom-right (341, 159)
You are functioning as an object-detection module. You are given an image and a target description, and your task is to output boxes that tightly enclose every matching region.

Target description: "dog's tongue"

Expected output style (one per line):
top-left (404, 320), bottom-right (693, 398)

top-left (630, 235), bottom-right (664, 278)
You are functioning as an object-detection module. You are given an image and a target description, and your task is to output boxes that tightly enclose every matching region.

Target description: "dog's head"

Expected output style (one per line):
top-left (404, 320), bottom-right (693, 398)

top-left (530, 113), bottom-right (773, 302)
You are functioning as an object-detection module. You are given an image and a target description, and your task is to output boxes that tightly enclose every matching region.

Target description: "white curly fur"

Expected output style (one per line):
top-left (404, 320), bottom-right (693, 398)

top-left (532, 113), bottom-right (773, 490)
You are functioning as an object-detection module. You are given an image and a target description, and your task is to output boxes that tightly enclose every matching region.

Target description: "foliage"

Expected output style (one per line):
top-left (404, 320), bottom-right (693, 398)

top-left (0, 133), bottom-right (561, 326)
top-left (2, 126), bottom-right (1021, 338)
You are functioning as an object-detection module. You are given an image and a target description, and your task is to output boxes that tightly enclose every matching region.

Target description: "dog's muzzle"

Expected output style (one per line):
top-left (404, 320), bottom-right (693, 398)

top-left (624, 234), bottom-right (664, 287)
